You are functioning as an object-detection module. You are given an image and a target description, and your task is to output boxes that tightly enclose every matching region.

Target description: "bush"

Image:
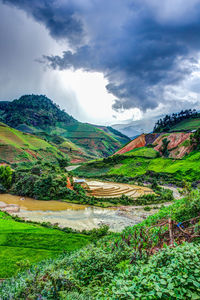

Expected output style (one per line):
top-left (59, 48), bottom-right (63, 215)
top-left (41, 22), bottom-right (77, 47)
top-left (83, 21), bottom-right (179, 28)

top-left (100, 243), bottom-right (200, 299)
top-left (0, 165), bottom-right (13, 189)
top-left (11, 171), bottom-right (69, 200)
top-left (0, 183), bottom-right (6, 193)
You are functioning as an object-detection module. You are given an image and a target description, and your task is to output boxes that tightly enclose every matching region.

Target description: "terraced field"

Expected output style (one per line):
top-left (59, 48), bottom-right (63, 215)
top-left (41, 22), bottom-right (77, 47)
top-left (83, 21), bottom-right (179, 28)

top-left (86, 180), bottom-right (153, 198)
top-left (0, 123), bottom-right (67, 164)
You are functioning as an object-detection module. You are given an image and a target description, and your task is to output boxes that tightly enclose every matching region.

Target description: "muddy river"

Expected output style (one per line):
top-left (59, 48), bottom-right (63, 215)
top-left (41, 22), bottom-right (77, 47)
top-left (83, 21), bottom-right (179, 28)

top-left (0, 194), bottom-right (160, 232)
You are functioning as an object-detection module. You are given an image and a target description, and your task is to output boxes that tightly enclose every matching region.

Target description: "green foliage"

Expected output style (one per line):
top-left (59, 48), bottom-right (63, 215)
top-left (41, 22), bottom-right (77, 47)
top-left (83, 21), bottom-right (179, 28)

top-left (160, 138), bottom-right (170, 157)
top-left (190, 127), bottom-right (200, 150)
top-left (0, 165), bottom-right (13, 189)
top-left (11, 171), bottom-right (69, 200)
top-left (88, 225), bottom-right (109, 240)
top-left (57, 157), bottom-right (70, 169)
top-left (123, 147), bottom-right (158, 158)
top-left (73, 183), bottom-right (86, 197)
top-left (100, 243), bottom-right (200, 299)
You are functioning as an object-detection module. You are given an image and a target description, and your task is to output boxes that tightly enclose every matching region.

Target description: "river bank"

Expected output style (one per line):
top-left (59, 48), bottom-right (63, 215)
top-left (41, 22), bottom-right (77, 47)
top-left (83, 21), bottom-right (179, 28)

top-left (0, 194), bottom-right (162, 232)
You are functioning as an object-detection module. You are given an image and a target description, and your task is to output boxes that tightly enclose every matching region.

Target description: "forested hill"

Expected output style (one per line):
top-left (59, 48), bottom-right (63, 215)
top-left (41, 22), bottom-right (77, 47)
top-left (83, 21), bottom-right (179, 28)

top-left (153, 109), bottom-right (200, 133)
top-left (0, 95), bottom-right (130, 158)
top-left (0, 95), bottom-right (76, 129)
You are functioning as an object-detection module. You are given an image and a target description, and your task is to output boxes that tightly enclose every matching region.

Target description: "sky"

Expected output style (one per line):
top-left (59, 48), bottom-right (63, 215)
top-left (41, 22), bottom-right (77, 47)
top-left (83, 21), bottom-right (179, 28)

top-left (1, 0), bottom-right (200, 126)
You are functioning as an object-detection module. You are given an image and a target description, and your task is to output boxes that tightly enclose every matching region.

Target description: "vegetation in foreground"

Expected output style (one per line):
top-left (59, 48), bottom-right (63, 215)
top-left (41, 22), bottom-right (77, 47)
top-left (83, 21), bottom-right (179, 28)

top-left (0, 211), bottom-right (91, 278)
top-left (1, 188), bottom-right (200, 299)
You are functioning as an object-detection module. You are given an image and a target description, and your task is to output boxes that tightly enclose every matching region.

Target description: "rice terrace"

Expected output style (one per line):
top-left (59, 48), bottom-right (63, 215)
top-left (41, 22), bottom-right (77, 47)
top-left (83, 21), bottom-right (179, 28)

top-left (85, 179), bottom-right (154, 198)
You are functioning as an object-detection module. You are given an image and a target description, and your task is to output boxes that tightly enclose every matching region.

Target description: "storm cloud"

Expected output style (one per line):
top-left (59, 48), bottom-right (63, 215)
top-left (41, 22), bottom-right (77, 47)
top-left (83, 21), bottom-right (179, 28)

top-left (3, 0), bottom-right (200, 113)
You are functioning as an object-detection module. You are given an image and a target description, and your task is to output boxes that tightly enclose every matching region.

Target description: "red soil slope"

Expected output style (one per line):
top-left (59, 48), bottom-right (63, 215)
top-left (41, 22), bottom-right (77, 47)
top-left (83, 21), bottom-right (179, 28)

top-left (115, 134), bottom-right (146, 154)
top-left (115, 132), bottom-right (193, 159)
top-left (154, 132), bottom-right (192, 158)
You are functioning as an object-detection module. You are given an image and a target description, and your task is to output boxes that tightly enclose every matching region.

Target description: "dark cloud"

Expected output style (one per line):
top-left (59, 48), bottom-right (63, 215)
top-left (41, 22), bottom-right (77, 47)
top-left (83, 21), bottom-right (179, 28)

top-left (0, 2), bottom-right (81, 120)
top-left (2, 0), bottom-right (85, 46)
top-left (3, 0), bottom-right (200, 112)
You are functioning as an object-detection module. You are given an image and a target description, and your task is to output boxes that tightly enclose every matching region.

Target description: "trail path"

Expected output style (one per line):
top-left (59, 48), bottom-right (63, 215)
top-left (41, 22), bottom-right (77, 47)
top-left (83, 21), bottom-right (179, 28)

top-left (160, 185), bottom-right (182, 200)
top-left (66, 165), bottom-right (80, 172)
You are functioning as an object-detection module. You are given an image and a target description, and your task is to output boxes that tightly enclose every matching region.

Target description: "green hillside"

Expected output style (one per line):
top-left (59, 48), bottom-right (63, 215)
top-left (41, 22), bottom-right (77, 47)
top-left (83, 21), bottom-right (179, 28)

top-left (91, 125), bottom-right (131, 145)
top-left (0, 211), bottom-right (90, 278)
top-left (0, 95), bottom-right (129, 158)
top-left (0, 122), bottom-right (69, 164)
top-left (74, 148), bottom-right (200, 184)
top-left (169, 118), bottom-right (200, 132)
top-left (153, 109), bottom-right (200, 133)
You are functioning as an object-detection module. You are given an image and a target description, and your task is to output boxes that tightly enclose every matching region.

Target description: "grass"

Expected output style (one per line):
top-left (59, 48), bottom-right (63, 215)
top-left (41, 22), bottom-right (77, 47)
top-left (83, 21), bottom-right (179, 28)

top-left (74, 149), bottom-right (200, 182)
top-left (123, 147), bottom-right (158, 158)
top-left (0, 211), bottom-right (90, 278)
top-left (169, 118), bottom-right (200, 131)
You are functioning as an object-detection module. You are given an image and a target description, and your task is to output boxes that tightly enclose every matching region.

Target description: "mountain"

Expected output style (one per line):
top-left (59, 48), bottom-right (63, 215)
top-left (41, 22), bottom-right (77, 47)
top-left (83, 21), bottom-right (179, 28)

top-left (75, 131), bottom-right (200, 184)
top-left (89, 124), bottom-right (131, 145)
top-left (0, 95), bottom-right (130, 158)
top-left (115, 132), bottom-right (193, 159)
top-left (0, 122), bottom-right (69, 165)
top-left (112, 116), bottom-right (161, 138)
top-left (113, 109), bottom-right (200, 139)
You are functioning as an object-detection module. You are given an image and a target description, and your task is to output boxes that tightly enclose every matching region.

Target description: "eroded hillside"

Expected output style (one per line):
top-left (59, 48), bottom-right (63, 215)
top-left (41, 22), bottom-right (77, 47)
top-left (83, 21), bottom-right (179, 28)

top-left (115, 132), bottom-right (193, 159)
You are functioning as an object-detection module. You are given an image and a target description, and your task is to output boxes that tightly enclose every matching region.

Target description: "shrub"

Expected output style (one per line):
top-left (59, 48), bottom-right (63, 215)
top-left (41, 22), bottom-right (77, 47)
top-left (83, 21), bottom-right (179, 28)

top-left (0, 165), bottom-right (13, 189)
top-left (100, 243), bottom-right (200, 299)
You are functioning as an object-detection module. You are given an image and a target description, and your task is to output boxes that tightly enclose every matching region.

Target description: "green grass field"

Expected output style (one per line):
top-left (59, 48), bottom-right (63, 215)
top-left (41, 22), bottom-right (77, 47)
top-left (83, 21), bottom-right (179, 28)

top-left (110, 152), bottom-right (200, 181)
top-left (0, 211), bottom-right (90, 278)
top-left (169, 118), bottom-right (200, 131)
top-left (74, 149), bottom-right (200, 182)
top-left (123, 147), bottom-right (158, 158)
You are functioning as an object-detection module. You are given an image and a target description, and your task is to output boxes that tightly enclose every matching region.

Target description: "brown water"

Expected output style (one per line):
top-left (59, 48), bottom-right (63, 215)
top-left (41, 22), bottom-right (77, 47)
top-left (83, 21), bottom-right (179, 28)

top-left (0, 194), bottom-right (88, 211)
top-left (0, 194), bottom-right (155, 232)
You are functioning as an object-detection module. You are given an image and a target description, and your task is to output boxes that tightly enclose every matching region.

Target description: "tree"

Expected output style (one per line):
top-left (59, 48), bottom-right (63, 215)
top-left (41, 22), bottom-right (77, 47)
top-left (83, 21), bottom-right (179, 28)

top-left (0, 165), bottom-right (13, 189)
top-left (160, 138), bottom-right (170, 157)
top-left (190, 128), bottom-right (200, 150)
top-left (153, 109), bottom-right (199, 133)
top-left (57, 157), bottom-right (70, 170)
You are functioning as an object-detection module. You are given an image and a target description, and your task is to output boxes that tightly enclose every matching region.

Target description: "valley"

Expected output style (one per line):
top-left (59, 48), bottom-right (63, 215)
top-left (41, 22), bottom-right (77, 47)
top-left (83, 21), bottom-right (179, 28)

top-left (2, 1), bottom-right (200, 297)
top-left (0, 101), bottom-right (200, 299)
